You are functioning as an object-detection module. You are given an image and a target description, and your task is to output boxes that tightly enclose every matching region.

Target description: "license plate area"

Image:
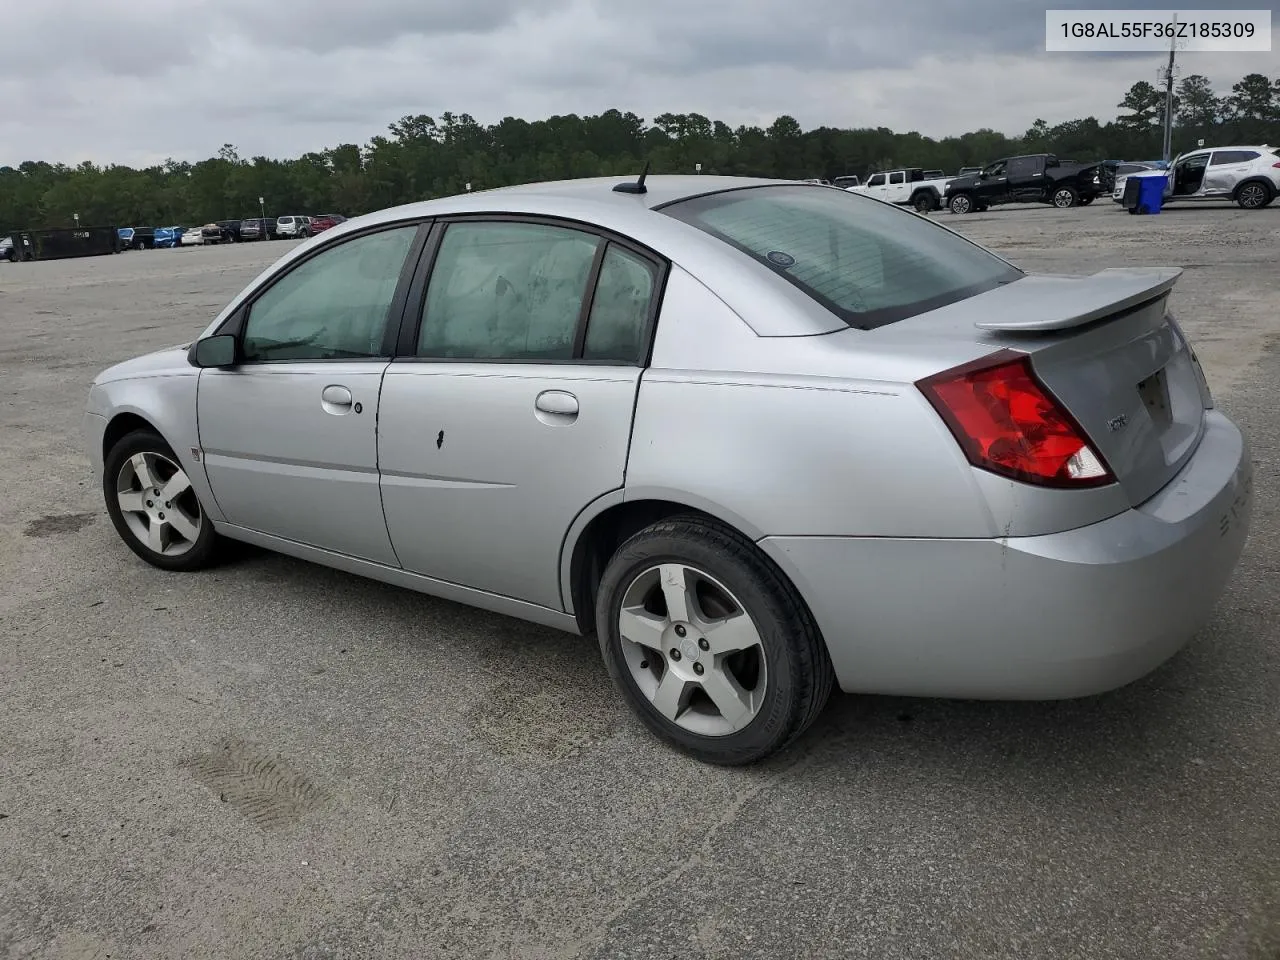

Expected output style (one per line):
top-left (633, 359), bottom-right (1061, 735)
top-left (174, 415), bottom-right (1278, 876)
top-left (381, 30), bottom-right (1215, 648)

top-left (1138, 367), bottom-right (1172, 429)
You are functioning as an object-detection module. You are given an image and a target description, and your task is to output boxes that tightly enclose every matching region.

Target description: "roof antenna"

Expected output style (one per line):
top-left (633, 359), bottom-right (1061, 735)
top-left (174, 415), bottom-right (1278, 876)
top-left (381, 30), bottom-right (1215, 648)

top-left (612, 161), bottom-right (650, 194)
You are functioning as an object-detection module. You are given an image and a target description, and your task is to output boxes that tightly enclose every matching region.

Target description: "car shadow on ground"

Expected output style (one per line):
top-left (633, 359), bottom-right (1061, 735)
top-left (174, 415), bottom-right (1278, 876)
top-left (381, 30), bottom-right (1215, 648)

top-left (213, 538), bottom-right (1244, 798)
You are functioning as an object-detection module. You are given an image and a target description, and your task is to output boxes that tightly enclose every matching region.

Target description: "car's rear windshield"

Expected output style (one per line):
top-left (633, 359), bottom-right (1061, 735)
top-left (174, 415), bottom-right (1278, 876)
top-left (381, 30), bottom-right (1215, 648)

top-left (659, 185), bottom-right (1023, 330)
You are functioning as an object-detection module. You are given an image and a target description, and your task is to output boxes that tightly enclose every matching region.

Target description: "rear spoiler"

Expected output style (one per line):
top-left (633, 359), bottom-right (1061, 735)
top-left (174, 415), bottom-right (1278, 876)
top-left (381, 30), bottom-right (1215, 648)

top-left (974, 267), bottom-right (1182, 332)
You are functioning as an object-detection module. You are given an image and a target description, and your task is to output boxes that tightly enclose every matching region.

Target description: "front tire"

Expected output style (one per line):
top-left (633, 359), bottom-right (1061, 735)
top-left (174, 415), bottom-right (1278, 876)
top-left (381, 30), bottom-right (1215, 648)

top-left (103, 429), bottom-right (221, 572)
top-left (949, 193), bottom-right (974, 215)
top-left (913, 192), bottom-right (936, 213)
top-left (595, 516), bottom-right (834, 766)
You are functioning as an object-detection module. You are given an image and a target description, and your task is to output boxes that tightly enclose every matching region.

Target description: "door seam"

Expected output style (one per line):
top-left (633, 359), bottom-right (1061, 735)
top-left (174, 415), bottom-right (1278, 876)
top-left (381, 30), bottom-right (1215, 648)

top-left (375, 362), bottom-right (405, 569)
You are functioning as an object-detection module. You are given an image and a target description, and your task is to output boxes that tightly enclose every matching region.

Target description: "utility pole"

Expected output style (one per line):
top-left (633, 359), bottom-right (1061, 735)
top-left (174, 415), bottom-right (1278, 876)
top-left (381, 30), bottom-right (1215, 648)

top-left (1160, 13), bottom-right (1178, 164)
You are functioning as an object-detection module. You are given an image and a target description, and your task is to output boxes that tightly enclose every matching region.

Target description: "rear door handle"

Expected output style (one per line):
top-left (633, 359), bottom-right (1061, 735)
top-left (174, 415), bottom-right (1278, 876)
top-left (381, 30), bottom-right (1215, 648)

top-left (535, 390), bottom-right (578, 417)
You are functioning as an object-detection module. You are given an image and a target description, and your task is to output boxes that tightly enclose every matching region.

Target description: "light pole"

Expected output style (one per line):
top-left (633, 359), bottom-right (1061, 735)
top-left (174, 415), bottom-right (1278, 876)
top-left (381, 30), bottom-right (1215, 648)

top-left (258, 196), bottom-right (266, 237)
top-left (1158, 13), bottom-right (1180, 164)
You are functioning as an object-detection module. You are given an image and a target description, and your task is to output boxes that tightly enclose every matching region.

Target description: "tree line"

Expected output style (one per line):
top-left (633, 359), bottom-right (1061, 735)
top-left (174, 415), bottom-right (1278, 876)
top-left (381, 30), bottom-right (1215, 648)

top-left (2, 72), bottom-right (1277, 231)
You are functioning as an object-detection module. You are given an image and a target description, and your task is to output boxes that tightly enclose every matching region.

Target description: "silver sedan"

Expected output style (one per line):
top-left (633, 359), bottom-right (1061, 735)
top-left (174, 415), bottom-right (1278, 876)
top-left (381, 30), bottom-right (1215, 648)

top-left (83, 175), bottom-right (1254, 765)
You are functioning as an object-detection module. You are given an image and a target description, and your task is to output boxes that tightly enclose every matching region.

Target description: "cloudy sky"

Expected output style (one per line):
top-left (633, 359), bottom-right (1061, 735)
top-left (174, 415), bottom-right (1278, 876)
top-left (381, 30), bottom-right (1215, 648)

top-left (1, 0), bottom-right (1276, 168)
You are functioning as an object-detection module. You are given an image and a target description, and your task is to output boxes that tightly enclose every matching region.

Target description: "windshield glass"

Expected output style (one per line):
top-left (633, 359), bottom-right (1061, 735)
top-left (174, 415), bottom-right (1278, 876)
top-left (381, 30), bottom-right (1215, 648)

top-left (659, 185), bottom-right (1023, 330)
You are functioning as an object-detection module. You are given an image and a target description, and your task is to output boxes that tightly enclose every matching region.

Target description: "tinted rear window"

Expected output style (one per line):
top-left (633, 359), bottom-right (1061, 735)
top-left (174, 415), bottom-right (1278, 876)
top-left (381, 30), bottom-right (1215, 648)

top-left (1210, 150), bottom-right (1260, 164)
top-left (659, 184), bottom-right (1023, 330)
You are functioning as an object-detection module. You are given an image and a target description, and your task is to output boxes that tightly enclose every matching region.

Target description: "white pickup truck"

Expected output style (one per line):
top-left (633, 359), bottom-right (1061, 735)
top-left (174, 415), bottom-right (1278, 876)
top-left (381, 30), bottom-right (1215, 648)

top-left (847, 168), bottom-right (953, 212)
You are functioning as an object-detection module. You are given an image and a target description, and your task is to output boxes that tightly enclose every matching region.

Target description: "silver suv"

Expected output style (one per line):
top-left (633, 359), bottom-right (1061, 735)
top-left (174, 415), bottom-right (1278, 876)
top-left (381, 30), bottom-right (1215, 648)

top-left (1164, 145), bottom-right (1280, 210)
top-left (276, 215), bottom-right (313, 239)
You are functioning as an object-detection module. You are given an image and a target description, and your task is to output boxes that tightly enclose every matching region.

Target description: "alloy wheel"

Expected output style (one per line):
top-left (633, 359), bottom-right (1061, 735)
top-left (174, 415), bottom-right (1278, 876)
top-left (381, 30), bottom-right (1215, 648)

top-left (115, 451), bottom-right (203, 557)
top-left (1239, 183), bottom-right (1267, 209)
top-left (1054, 189), bottom-right (1076, 207)
top-left (617, 563), bottom-right (767, 737)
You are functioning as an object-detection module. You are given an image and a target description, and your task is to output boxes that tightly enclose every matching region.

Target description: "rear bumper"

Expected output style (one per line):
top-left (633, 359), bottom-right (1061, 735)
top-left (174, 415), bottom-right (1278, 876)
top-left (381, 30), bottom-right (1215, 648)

top-left (760, 410), bottom-right (1253, 700)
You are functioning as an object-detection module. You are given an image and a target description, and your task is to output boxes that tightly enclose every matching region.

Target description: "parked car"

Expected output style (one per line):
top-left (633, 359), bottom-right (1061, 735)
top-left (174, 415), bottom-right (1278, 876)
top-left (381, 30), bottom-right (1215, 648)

top-left (922, 169), bottom-right (946, 180)
top-left (831, 175), bottom-right (861, 189)
top-left (82, 175), bottom-right (1252, 766)
top-left (275, 215), bottom-right (313, 239)
top-left (118, 227), bottom-right (157, 250)
top-left (201, 221), bottom-right (241, 244)
top-left (154, 227), bottom-right (184, 249)
top-left (240, 218), bottom-right (278, 241)
top-left (0, 236), bottom-right (12, 262)
top-left (309, 214), bottom-right (346, 233)
top-left (850, 167), bottom-right (952, 212)
top-left (179, 227), bottom-right (205, 247)
top-left (945, 154), bottom-right (1103, 213)
top-left (1160, 145), bottom-right (1280, 210)
top-left (957, 166), bottom-right (983, 177)
top-left (1110, 162), bottom-right (1160, 203)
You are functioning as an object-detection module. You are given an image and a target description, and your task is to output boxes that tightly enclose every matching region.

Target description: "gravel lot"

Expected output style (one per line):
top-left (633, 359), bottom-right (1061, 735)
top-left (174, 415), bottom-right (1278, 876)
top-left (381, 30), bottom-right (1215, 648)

top-left (2, 202), bottom-right (1279, 960)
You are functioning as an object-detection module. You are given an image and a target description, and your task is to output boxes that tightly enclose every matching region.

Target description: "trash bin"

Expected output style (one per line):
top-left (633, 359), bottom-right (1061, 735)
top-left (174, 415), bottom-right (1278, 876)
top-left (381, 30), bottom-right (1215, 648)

top-left (1122, 176), bottom-right (1142, 212)
top-left (1131, 174), bottom-right (1168, 215)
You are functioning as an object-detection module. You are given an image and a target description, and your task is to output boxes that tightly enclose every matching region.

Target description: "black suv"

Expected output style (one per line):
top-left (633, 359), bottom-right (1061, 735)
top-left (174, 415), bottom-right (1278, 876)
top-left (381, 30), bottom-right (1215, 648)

top-left (944, 154), bottom-right (1103, 214)
top-left (240, 217), bottom-right (278, 241)
top-left (201, 220), bottom-right (242, 244)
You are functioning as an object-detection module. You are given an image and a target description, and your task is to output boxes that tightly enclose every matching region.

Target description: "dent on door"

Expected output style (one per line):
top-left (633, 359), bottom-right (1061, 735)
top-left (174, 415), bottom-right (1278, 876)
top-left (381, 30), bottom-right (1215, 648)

top-left (376, 366), bottom-right (641, 609)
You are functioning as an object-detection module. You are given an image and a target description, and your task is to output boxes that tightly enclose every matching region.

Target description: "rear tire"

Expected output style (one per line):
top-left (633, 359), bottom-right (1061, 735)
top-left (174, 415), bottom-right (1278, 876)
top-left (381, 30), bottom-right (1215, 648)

top-left (595, 515), bottom-right (834, 766)
top-left (103, 429), bottom-right (221, 572)
top-left (1236, 181), bottom-right (1273, 210)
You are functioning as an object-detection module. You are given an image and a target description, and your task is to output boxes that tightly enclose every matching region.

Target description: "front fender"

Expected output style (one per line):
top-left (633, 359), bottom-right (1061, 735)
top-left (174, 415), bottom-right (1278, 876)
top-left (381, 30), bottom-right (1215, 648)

top-left (90, 372), bottom-right (225, 524)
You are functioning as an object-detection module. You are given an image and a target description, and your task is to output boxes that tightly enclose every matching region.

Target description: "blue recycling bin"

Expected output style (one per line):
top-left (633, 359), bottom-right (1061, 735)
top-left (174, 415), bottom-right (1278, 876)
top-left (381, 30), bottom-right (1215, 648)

top-left (1135, 174), bottom-right (1168, 215)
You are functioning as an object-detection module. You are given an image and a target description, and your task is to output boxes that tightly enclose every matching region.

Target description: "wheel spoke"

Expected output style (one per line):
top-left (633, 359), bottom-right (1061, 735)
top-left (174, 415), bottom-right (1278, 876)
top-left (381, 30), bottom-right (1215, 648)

top-left (117, 490), bottom-right (147, 514)
top-left (702, 612), bottom-right (761, 657)
top-left (146, 519), bottom-right (167, 554)
top-left (618, 604), bottom-right (667, 652)
top-left (651, 669), bottom-right (693, 722)
top-left (166, 506), bottom-right (200, 543)
top-left (130, 453), bottom-right (156, 490)
top-left (699, 667), bottom-right (756, 730)
top-left (658, 564), bottom-right (694, 624)
top-left (160, 470), bottom-right (192, 501)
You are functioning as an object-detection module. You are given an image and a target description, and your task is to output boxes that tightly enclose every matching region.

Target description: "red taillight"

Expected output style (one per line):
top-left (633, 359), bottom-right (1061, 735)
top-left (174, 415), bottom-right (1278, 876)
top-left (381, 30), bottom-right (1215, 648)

top-left (917, 349), bottom-right (1114, 488)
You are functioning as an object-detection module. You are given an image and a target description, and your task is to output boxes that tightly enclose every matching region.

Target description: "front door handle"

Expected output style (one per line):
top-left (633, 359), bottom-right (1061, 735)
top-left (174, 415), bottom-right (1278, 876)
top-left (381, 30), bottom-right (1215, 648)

top-left (321, 384), bottom-right (354, 415)
top-left (535, 390), bottom-right (579, 418)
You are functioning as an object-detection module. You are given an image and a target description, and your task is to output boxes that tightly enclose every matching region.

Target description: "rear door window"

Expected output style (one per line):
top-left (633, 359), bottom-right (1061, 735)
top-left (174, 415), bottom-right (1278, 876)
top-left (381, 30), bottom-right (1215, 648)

top-left (1006, 157), bottom-right (1037, 178)
top-left (660, 184), bottom-right (1022, 330)
top-left (1210, 150), bottom-right (1259, 165)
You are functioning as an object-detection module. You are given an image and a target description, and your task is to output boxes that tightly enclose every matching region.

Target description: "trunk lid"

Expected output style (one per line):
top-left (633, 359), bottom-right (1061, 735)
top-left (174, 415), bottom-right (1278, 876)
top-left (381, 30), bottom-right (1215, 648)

top-left (887, 268), bottom-right (1210, 507)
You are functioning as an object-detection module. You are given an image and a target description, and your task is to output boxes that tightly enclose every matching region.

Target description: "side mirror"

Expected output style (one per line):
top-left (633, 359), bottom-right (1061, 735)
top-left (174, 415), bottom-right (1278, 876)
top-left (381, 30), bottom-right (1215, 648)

top-left (189, 334), bottom-right (237, 368)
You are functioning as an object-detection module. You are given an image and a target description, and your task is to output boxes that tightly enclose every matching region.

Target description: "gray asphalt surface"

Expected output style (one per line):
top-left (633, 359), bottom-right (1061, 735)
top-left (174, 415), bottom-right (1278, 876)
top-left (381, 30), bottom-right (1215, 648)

top-left (2, 202), bottom-right (1278, 960)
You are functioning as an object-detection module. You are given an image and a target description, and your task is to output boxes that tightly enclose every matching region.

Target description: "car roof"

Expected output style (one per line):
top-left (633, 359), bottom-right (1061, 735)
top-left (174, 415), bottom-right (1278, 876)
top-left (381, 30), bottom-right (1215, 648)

top-left (203, 175), bottom-right (849, 341)
top-left (1183, 145), bottom-right (1271, 154)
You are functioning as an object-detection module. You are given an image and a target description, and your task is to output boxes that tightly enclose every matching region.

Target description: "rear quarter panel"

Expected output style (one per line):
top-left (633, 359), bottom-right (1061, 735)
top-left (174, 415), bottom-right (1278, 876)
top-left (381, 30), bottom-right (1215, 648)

top-left (624, 266), bottom-right (996, 539)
